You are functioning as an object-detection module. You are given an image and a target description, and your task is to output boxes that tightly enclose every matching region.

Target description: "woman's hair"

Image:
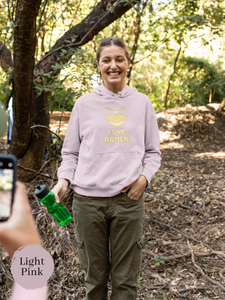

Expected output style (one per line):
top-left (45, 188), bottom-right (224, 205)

top-left (96, 37), bottom-right (131, 63)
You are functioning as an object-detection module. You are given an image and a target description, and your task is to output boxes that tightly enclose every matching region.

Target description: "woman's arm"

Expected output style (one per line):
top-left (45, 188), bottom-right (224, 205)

top-left (140, 101), bottom-right (161, 186)
top-left (54, 102), bottom-right (81, 201)
top-left (122, 100), bottom-right (161, 200)
top-left (57, 102), bottom-right (81, 184)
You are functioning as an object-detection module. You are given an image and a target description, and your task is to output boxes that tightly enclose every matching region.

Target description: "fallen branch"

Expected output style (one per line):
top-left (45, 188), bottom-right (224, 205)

top-left (39, 157), bottom-right (56, 173)
top-left (147, 283), bottom-right (168, 290)
top-left (31, 125), bottom-right (63, 142)
top-left (177, 286), bottom-right (211, 293)
top-left (187, 241), bottom-right (225, 292)
top-left (17, 164), bottom-right (57, 180)
top-left (30, 158), bottom-right (57, 182)
top-left (149, 218), bottom-right (225, 262)
top-left (165, 197), bottom-right (205, 216)
top-left (142, 249), bottom-right (225, 261)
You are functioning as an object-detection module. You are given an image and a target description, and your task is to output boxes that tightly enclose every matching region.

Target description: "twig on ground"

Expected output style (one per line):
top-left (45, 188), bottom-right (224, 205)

top-left (149, 218), bottom-right (225, 262)
top-left (142, 249), bottom-right (225, 261)
top-left (147, 283), bottom-right (168, 290)
top-left (0, 259), bottom-right (14, 281)
top-left (219, 268), bottom-right (225, 283)
top-left (187, 241), bottom-right (225, 292)
top-left (164, 197), bottom-right (206, 216)
top-left (177, 286), bottom-right (211, 293)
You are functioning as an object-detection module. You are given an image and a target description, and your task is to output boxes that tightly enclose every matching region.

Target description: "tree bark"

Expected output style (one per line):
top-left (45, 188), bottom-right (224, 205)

top-left (9, 0), bottom-right (42, 180)
top-left (0, 42), bottom-right (13, 72)
top-left (35, 0), bottom-right (140, 74)
top-left (7, 0), bottom-right (140, 181)
top-left (164, 44), bottom-right (182, 109)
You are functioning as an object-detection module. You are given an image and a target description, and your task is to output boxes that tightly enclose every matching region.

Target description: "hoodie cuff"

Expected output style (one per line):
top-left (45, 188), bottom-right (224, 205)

top-left (57, 172), bottom-right (72, 187)
top-left (140, 170), bottom-right (153, 188)
top-left (140, 174), bottom-right (149, 188)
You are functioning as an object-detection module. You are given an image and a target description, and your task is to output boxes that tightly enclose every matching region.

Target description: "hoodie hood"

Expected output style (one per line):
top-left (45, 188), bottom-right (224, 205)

top-left (93, 83), bottom-right (137, 98)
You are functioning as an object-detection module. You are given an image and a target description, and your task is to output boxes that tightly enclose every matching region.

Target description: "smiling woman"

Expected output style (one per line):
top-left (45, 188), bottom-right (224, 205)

top-left (52, 37), bottom-right (161, 300)
top-left (96, 38), bottom-right (131, 93)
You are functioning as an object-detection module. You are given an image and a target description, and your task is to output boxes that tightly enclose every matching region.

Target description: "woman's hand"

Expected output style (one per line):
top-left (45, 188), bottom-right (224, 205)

top-left (51, 178), bottom-right (69, 203)
top-left (121, 175), bottom-right (148, 200)
top-left (0, 182), bottom-right (42, 257)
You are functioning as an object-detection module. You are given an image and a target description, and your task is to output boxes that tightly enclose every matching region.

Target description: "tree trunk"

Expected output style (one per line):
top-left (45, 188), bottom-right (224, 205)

top-left (0, 42), bottom-right (13, 72)
top-left (9, 0), bottom-right (42, 181)
top-left (164, 44), bottom-right (182, 109)
top-left (7, 0), bottom-right (140, 181)
top-left (209, 88), bottom-right (213, 103)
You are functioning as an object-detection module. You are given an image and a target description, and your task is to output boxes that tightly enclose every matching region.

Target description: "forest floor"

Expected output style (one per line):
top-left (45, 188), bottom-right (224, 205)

top-left (0, 104), bottom-right (225, 300)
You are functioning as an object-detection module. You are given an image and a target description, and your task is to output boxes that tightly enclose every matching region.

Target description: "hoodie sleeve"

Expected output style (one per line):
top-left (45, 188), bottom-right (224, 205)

top-left (10, 283), bottom-right (48, 300)
top-left (57, 101), bottom-right (81, 183)
top-left (140, 100), bottom-right (161, 187)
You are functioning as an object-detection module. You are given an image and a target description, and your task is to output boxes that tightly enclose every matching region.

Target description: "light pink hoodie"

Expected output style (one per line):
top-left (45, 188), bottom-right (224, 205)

top-left (58, 84), bottom-right (161, 197)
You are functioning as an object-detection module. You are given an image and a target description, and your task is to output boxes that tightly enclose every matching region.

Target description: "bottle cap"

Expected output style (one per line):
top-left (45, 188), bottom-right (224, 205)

top-left (34, 184), bottom-right (50, 199)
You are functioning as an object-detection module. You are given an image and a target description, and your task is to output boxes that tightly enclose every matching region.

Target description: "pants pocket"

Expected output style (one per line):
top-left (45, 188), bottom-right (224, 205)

top-left (75, 238), bottom-right (87, 272)
top-left (124, 190), bottom-right (144, 201)
top-left (133, 240), bottom-right (143, 272)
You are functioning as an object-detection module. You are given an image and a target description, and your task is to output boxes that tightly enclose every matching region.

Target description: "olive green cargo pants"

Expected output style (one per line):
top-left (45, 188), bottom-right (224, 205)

top-left (72, 191), bottom-right (144, 300)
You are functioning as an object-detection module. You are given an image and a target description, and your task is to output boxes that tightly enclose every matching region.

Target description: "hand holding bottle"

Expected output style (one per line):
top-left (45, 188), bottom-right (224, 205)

top-left (34, 183), bottom-right (72, 226)
top-left (52, 178), bottom-right (69, 203)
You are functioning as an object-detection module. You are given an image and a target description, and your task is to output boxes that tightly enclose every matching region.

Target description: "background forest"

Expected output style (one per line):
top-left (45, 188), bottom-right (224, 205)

top-left (0, 1), bottom-right (225, 299)
top-left (1, 0), bottom-right (225, 112)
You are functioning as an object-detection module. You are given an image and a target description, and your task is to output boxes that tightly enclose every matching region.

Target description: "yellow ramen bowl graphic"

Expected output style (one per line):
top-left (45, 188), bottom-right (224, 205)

top-left (106, 113), bottom-right (126, 127)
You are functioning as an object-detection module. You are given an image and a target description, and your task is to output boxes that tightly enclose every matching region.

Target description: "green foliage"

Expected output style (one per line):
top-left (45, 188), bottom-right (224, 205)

top-left (153, 255), bottom-right (165, 267)
top-left (142, 240), bottom-right (146, 249)
top-left (34, 46), bottom-right (95, 111)
top-left (1, 0), bottom-right (225, 113)
top-left (0, 70), bottom-right (12, 104)
top-left (182, 244), bottom-right (190, 253)
top-left (173, 56), bottom-right (225, 106)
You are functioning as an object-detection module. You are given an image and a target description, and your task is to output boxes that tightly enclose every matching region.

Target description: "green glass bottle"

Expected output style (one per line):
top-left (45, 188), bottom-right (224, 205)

top-left (34, 184), bottom-right (72, 226)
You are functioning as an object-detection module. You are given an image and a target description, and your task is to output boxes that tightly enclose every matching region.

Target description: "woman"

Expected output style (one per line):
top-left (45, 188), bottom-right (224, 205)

top-left (53, 37), bottom-right (161, 300)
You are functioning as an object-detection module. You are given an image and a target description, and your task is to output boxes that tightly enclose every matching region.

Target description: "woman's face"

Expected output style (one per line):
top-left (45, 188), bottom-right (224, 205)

top-left (97, 45), bottom-right (130, 93)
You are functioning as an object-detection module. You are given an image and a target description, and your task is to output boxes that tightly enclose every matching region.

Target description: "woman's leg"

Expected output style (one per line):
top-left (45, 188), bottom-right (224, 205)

top-left (109, 192), bottom-right (144, 300)
top-left (72, 192), bottom-right (110, 300)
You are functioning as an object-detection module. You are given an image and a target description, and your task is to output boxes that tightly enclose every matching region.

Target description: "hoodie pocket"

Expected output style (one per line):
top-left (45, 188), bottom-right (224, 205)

top-left (75, 151), bottom-right (142, 189)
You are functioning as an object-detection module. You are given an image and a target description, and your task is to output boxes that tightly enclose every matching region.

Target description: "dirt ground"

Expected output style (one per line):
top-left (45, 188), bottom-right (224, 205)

top-left (0, 105), bottom-right (225, 300)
